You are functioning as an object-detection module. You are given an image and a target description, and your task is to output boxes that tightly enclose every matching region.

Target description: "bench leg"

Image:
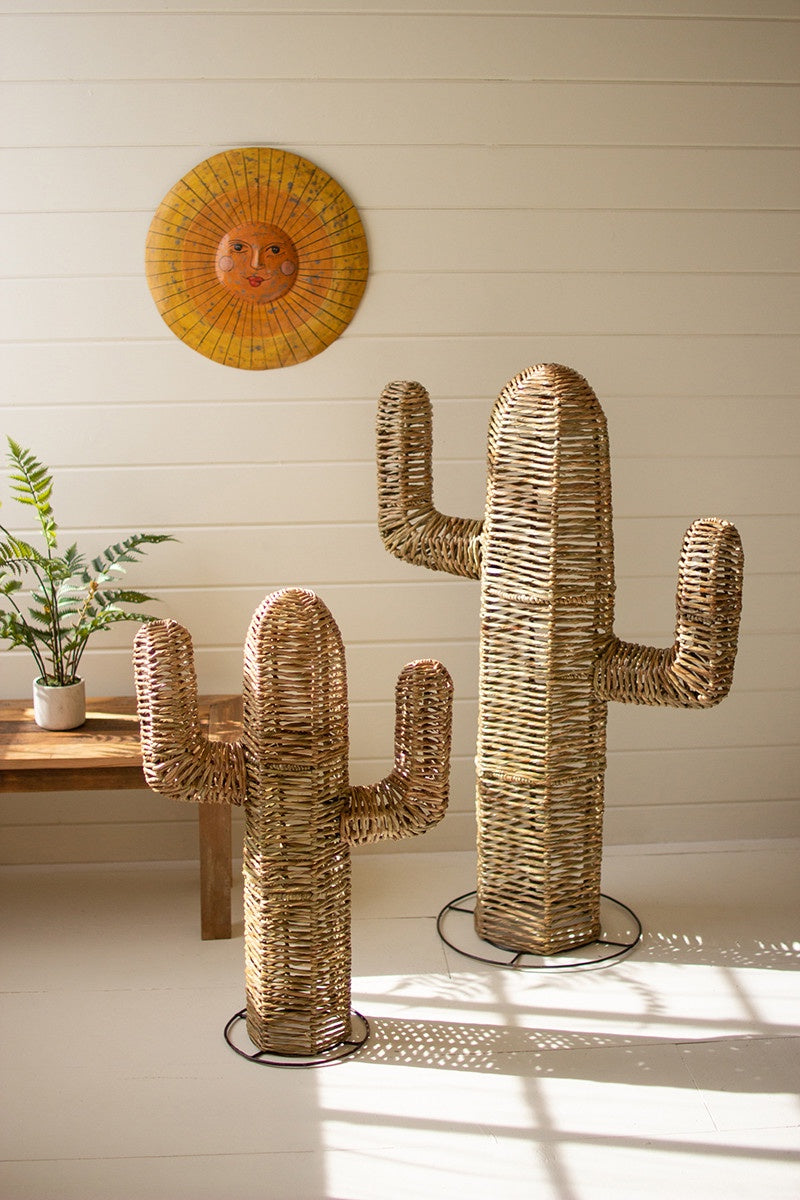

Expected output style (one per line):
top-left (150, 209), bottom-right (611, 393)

top-left (198, 802), bottom-right (232, 939)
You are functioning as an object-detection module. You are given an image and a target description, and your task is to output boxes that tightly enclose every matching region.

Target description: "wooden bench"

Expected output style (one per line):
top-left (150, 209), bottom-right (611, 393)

top-left (0, 695), bottom-right (242, 940)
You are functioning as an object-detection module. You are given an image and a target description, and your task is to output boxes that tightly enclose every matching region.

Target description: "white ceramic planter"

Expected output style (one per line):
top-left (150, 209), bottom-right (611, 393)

top-left (32, 678), bottom-right (86, 731)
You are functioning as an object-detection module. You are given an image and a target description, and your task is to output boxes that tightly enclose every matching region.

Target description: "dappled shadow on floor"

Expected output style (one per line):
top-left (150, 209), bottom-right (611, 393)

top-left (357, 1014), bottom-right (650, 1074)
top-left (637, 922), bottom-right (800, 970)
top-left (355, 1014), bottom-right (799, 1089)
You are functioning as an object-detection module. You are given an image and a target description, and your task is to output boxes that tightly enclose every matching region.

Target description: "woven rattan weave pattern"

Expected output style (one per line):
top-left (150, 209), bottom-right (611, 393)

top-left (377, 364), bottom-right (744, 956)
top-left (135, 589), bottom-right (453, 1056)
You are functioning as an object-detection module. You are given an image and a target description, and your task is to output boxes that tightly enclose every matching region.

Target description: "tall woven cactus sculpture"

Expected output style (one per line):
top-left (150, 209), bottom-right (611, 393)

top-left (378, 363), bottom-right (743, 956)
top-left (134, 588), bottom-right (453, 1057)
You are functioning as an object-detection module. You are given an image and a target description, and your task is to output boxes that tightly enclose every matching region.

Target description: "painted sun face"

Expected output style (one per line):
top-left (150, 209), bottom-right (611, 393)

top-left (215, 222), bottom-right (299, 304)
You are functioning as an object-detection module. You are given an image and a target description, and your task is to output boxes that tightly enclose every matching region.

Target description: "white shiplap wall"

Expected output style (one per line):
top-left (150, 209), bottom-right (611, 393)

top-left (0, 0), bottom-right (797, 864)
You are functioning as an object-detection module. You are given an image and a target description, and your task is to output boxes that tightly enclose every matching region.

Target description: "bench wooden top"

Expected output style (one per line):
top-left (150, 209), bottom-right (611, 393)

top-left (0, 695), bottom-right (242, 791)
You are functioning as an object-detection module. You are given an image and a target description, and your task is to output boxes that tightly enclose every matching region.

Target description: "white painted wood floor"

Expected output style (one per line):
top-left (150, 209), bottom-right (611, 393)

top-left (1, 845), bottom-right (798, 1200)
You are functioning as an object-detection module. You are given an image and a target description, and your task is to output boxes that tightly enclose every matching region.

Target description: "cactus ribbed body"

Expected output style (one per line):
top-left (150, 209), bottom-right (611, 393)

top-left (241, 589), bottom-right (352, 1053)
top-left (378, 364), bottom-right (743, 956)
top-left (476, 369), bottom-right (615, 952)
top-left (134, 588), bottom-right (453, 1056)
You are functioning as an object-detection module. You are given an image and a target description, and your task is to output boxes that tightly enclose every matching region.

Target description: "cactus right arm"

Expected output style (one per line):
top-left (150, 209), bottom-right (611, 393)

top-left (343, 659), bottom-right (453, 845)
top-left (378, 380), bottom-right (483, 579)
top-left (594, 518), bottom-right (744, 708)
top-left (134, 619), bottom-right (247, 805)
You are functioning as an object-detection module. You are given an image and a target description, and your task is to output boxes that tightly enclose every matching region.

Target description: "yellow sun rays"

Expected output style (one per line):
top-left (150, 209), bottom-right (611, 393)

top-left (145, 147), bottom-right (369, 370)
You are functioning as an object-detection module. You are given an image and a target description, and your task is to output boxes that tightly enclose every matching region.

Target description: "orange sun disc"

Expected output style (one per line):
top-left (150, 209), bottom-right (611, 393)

top-left (145, 147), bottom-right (369, 370)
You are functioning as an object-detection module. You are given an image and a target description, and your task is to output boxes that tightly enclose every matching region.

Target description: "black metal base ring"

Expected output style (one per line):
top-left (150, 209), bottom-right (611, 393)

top-left (224, 1009), bottom-right (370, 1068)
top-left (437, 891), bottom-right (642, 971)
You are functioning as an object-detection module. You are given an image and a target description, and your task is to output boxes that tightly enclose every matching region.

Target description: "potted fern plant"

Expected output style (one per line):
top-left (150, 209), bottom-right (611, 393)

top-left (0, 438), bottom-right (174, 730)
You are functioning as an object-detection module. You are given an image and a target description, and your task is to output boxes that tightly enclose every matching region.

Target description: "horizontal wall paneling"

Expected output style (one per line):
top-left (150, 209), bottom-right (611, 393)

top-left (0, 1), bottom-right (796, 863)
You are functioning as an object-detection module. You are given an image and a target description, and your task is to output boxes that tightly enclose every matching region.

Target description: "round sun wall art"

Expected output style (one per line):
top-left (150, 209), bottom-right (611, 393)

top-left (145, 147), bottom-right (369, 370)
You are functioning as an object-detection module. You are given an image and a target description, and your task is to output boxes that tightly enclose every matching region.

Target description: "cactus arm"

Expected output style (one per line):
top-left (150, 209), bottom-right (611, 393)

top-left (134, 619), bottom-right (247, 804)
top-left (594, 518), bottom-right (744, 708)
top-left (377, 380), bottom-right (483, 579)
top-left (342, 659), bottom-right (454, 845)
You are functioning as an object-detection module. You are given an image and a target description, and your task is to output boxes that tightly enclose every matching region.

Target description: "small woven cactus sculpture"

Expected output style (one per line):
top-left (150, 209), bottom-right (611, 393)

top-left (134, 588), bottom-right (453, 1056)
top-left (378, 364), bottom-right (743, 956)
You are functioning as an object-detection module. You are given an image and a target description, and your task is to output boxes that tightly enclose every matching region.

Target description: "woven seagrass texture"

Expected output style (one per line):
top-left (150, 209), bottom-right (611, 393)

top-left (134, 619), bottom-right (247, 805)
top-left (377, 363), bottom-right (743, 956)
top-left (344, 661), bottom-right (454, 846)
top-left (241, 589), bottom-right (352, 1054)
top-left (378, 379), bottom-right (483, 579)
top-left (135, 588), bottom-right (453, 1056)
top-left (476, 366), bottom-right (614, 953)
top-left (595, 517), bottom-right (744, 707)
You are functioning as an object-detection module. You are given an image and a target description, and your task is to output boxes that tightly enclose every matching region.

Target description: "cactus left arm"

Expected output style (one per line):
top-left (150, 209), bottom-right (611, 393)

top-left (134, 619), bottom-right (247, 805)
top-left (378, 380), bottom-right (483, 579)
top-left (594, 518), bottom-right (744, 708)
top-left (343, 659), bottom-right (454, 845)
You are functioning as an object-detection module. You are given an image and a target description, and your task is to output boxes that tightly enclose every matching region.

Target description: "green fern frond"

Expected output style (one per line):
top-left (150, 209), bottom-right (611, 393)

top-left (88, 533), bottom-right (174, 577)
top-left (90, 589), bottom-right (160, 613)
top-left (96, 588), bottom-right (158, 606)
top-left (0, 534), bottom-right (50, 575)
top-left (65, 607), bottom-right (159, 646)
top-left (24, 603), bottom-right (56, 628)
top-left (1, 615), bottom-right (53, 651)
top-left (62, 543), bottom-right (87, 575)
top-left (55, 603), bottom-right (84, 621)
top-left (6, 438), bottom-right (57, 548)
top-left (0, 612), bottom-right (32, 645)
